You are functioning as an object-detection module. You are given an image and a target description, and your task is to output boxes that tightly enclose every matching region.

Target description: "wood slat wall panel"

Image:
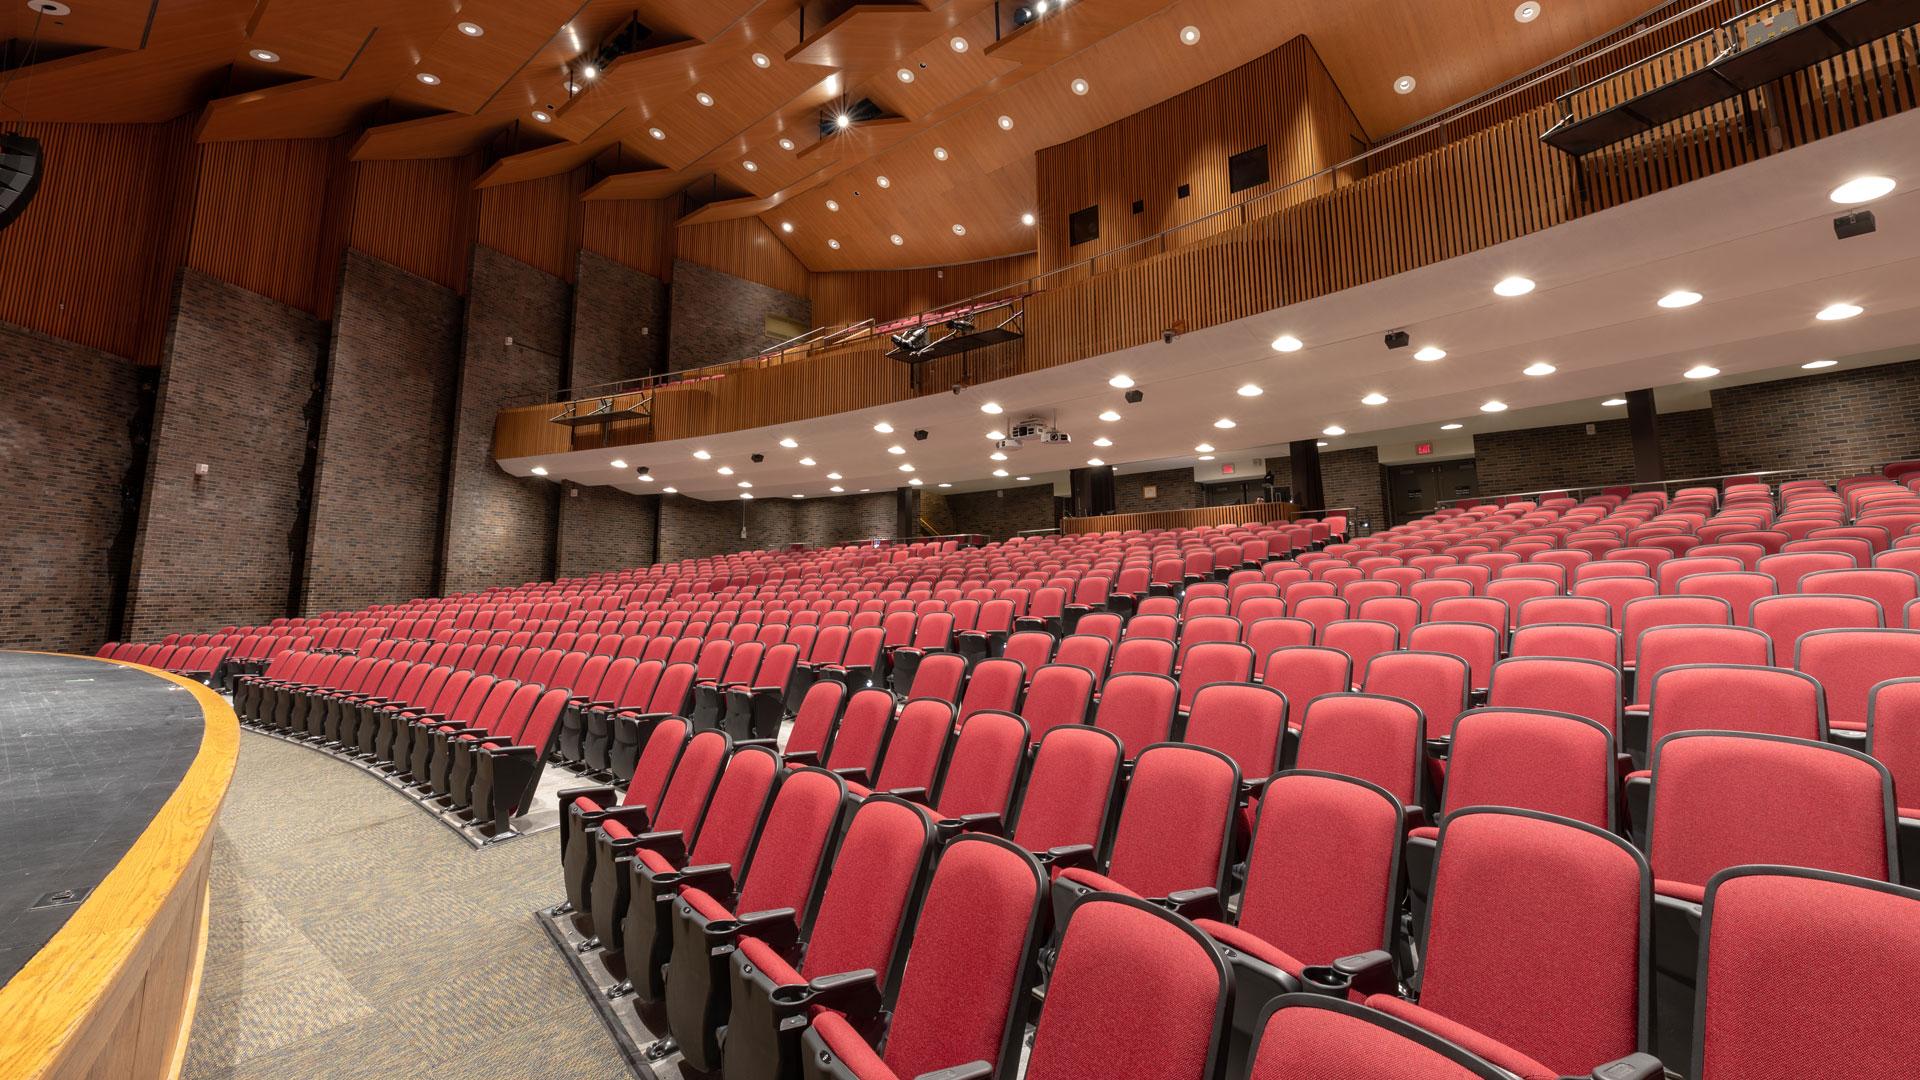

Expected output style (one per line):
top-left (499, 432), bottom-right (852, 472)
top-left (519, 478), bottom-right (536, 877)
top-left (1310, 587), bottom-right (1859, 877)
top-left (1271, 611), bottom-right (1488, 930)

top-left (1062, 502), bottom-right (1300, 534)
top-left (809, 253), bottom-right (1039, 327)
top-left (0, 118), bottom-right (198, 366)
top-left (347, 154), bottom-right (484, 295)
top-left (582, 198), bottom-right (676, 284)
top-left (185, 136), bottom-right (353, 318)
top-left (675, 217), bottom-right (812, 297)
top-left (477, 166), bottom-right (590, 283)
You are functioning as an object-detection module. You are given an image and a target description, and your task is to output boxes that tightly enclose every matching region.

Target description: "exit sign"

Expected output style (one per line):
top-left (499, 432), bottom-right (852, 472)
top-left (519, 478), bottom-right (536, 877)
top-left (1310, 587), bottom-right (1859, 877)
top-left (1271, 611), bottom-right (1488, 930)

top-left (1220, 463), bottom-right (1235, 474)
top-left (1416, 442), bottom-right (1434, 456)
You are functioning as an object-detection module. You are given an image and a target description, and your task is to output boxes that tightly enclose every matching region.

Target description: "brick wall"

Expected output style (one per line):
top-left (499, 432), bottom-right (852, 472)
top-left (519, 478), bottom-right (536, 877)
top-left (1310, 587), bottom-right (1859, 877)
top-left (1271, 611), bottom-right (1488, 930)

top-left (303, 251), bottom-right (463, 614)
top-left (1113, 467), bottom-right (1202, 514)
top-left (665, 258), bottom-right (810, 372)
top-left (441, 246), bottom-right (567, 595)
top-left (927, 484), bottom-right (1059, 540)
top-left (1321, 446), bottom-right (1387, 535)
top-left (125, 270), bottom-right (327, 638)
top-left (571, 249), bottom-right (667, 388)
top-left (556, 486), bottom-right (659, 578)
top-left (1712, 359), bottom-right (1920, 475)
top-left (1472, 409), bottom-right (1719, 494)
top-left (655, 490), bottom-right (900, 563)
top-left (0, 320), bottom-right (139, 652)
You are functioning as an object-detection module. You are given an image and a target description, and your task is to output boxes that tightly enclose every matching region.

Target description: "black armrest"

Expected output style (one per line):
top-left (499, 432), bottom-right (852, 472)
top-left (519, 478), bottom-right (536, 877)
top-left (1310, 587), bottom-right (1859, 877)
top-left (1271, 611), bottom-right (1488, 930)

top-left (629, 829), bottom-right (688, 865)
top-left (830, 765), bottom-right (872, 786)
top-left (596, 805), bottom-right (656, 833)
top-left (1242, 775), bottom-right (1271, 799)
top-left (1161, 887), bottom-right (1222, 922)
top-left (731, 907), bottom-right (801, 956)
top-left (734, 738), bottom-right (780, 751)
top-left (1037, 844), bottom-right (1096, 872)
top-left (885, 786), bottom-right (930, 805)
top-left (801, 969), bottom-right (883, 1030)
top-left (659, 862), bottom-right (736, 898)
top-left (1424, 737), bottom-right (1452, 760)
top-left (782, 749), bottom-right (821, 767)
top-left (1583, 1053), bottom-right (1665, 1080)
top-left (560, 786), bottom-right (618, 818)
top-left (1333, 950), bottom-right (1398, 998)
top-left (914, 1064), bottom-right (993, 1080)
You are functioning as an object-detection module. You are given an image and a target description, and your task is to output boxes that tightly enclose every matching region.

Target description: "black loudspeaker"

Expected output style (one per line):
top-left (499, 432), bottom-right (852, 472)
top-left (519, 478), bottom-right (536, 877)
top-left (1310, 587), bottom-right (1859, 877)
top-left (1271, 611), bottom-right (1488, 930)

top-left (0, 134), bottom-right (44, 230)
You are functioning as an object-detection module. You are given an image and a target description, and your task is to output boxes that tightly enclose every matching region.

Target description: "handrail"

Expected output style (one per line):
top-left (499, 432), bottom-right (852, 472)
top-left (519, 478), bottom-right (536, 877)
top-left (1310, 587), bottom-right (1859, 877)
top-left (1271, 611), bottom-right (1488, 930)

top-left (1434, 466), bottom-right (1885, 507)
top-left (529, 0), bottom-right (1729, 408)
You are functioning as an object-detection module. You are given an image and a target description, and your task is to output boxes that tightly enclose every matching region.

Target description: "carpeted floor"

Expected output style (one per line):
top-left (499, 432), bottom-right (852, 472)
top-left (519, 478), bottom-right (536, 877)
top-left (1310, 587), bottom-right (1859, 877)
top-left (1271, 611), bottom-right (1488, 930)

top-left (181, 732), bottom-right (631, 1079)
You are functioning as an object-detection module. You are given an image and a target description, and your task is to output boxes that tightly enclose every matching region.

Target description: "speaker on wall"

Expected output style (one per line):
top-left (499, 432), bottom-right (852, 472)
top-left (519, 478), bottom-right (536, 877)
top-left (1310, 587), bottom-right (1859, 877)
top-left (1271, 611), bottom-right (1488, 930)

top-left (0, 133), bottom-right (45, 231)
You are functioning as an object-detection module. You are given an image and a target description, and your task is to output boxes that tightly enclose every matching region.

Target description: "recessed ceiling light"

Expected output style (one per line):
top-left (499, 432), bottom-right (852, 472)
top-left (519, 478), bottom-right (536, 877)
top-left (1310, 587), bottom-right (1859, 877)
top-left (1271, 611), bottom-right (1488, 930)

top-left (638, 473), bottom-right (656, 483)
top-left (890, 234), bottom-right (904, 246)
top-left (1316, 441), bottom-right (1329, 447)
top-left (693, 449), bottom-right (712, 460)
top-left (741, 493), bottom-right (754, 500)
top-left (780, 222), bottom-right (793, 233)
top-left (1602, 397), bottom-right (1628, 406)
top-left (1108, 374), bottom-right (1135, 389)
top-left (1271, 335), bottom-right (1303, 353)
top-left (1493, 276), bottom-right (1535, 296)
top-left (876, 175), bottom-right (890, 188)
top-left (1658, 290), bottom-right (1702, 308)
top-left (610, 458), bottom-right (628, 468)
top-left (581, 64), bottom-right (597, 79)
top-left (752, 52), bottom-right (770, 67)
top-left (938, 482), bottom-right (952, 488)
top-left (827, 239), bottom-right (840, 250)
top-left (1099, 410), bottom-right (1121, 422)
top-left (249, 48), bottom-right (280, 63)
top-left (1441, 422), bottom-right (1464, 430)
top-left (992, 469), bottom-right (1009, 477)
top-left (934, 147), bottom-right (949, 161)
top-left (1236, 384), bottom-right (1263, 398)
top-left (835, 113), bottom-right (851, 129)
top-left (416, 72), bottom-right (441, 85)
top-left (952, 224), bottom-right (966, 236)
top-left (997, 115), bottom-right (1014, 130)
top-left (1522, 362), bottom-right (1556, 376)
top-left (1414, 346), bottom-right (1446, 362)
top-left (1087, 458), bottom-right (1105, 466)
top-left (1197, 455), bottom-right (1215, 462)
top-left (1817, 302), bottom-right (1863, 321)
top-left (1803, 359), bottom-right (1838, 369)
top-left (1514, 1), bottom-right (1541, 22)
top-left (1021, 213), bottom-right (1036, 226)
top-left (778, 437), bottom-right (799, 448)
top-left (981, 402), bottom-right (1003, 414)
top-left (792, 493), bottom-right (805, 498)
top-left (1194, 443), bottom-right (1215, 453)
top-left (1093, 437), bottom-right (1113, 448)
top-left (830, 485), bottom-right (845, 492)
top-left (909, 478), bottom-right (923, 486)
top-left (696, 92), bottom-right (714, 107)
top-left (899, 464), bottom-right (915, 473)
top-left (1214, 418), bottom-right (1237, 429)
top-left (874, 422), bottom-right (894, 433)
top-left (986, 430), bottom-right (1006, 440)
top-left (662, 486), bottom-right (677, 493)
top-left (1683, 365), bottom-right (1720, 379)
top-left (778, 137), bottom-right (795, 150)
top-left (1016, 476), bottom-right (1031, 481)
top-left (888, 445), bottom-right (906, 455)
top-left (649, 127), bottom-right (666, 140)
top-left (1393, 75), bottom-right (1416, 95)
top-left (897, 68), bottom-right (914, 83)
top-left (1323, 425), bottom-right (1346, 437)
top-left (1180, 25), bottom-right (1201, 45)
top-left (718, 465), bottom-right (735, 475)
top-left (737, 480), bottom-right (753, 489)
top-left (1480, 401), bottom-right (1509, 412)
top-left (828, 472), bottom-right (843, 479)
top-left (531, 110), bottom-right (551, 123)
top-left (744, 160), bottom-right (758, 172)
top-left (1361, 392), bottom-right (1388, 405)
top-left (950, 36), bottom-right (969, 52)
top-left (1830, 176), bottom-right (1895, 204)
top-left (990, 451), bottom-right (1008, 461)
top-left (1071, 78), bottom-right (1089, 95)
top-left (799, 457), bottom-right (816, 466)
top-left (530, 465), bottom-right (548, 476)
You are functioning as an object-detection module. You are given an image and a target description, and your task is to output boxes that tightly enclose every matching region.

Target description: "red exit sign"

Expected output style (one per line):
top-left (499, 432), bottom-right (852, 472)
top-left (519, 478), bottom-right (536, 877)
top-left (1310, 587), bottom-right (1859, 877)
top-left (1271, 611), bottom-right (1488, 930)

top-left (1220, 463), bottom-right (1235, 474)
top-left (1416, 442), bottom-right (1434, 456)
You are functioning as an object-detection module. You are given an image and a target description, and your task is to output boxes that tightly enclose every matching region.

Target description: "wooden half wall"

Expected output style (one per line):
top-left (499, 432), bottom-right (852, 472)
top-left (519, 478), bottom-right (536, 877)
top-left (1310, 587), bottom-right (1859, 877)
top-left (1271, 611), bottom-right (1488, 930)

top-left (1061, 502), bottom-right (1300, 534)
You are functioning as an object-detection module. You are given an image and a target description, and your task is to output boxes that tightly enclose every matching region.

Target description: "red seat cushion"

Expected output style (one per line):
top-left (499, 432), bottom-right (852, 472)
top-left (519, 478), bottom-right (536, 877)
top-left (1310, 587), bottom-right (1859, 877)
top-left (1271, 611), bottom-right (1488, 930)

top-left (808, 1012), bottom-right (899, 1080)
top-left (1364, 995), bottom-right (1557, 1080)
top-left (1056, 866), bottom-right (1139, 898)
top-left (680, 886), bottom-right (733, 922)
top-left (635, 848), bottom-right (674, 875)
top-left (1194, 918), bottom-right (1306, 979)
top-left (739, 935), bottom-right (805, 988)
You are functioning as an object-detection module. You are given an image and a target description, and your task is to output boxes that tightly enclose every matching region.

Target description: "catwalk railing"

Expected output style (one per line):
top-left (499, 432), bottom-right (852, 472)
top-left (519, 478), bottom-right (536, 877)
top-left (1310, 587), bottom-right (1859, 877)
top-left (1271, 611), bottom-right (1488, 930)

top-left (495, 0), bottom-right (1919, 461)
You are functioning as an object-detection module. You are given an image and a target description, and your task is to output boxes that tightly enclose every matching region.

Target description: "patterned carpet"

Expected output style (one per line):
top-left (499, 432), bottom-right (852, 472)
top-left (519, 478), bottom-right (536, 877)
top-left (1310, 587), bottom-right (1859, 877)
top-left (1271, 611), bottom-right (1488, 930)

top-left (181, 732), bottom-right (631, 1079)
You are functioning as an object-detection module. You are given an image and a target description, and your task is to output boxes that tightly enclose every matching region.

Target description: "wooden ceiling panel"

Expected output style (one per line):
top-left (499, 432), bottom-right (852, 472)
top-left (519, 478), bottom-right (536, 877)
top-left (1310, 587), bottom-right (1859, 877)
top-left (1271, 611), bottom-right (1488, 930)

top-left (1, 0), bottom-right (153, 50)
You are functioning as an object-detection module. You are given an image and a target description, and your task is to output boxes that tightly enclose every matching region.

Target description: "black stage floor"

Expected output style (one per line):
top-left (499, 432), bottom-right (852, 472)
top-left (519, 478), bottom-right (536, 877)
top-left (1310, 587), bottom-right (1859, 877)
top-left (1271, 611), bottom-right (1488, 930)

top-left (0, 652), bottom-right (202, 983)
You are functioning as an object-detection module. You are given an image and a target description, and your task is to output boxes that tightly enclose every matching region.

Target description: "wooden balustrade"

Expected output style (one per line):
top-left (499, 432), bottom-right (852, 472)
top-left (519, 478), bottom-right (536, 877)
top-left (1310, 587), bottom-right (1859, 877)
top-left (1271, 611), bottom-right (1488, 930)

top-left (494, 16), bottom-right (1919, 462)
top-left (1062, 502), bottom-right (1301, 534)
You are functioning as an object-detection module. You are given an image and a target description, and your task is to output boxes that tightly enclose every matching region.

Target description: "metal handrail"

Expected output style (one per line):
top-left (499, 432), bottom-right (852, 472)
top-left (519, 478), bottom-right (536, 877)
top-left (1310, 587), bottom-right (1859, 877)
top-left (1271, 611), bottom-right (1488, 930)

top-left (1434, 466), bottom-right (1885, 508)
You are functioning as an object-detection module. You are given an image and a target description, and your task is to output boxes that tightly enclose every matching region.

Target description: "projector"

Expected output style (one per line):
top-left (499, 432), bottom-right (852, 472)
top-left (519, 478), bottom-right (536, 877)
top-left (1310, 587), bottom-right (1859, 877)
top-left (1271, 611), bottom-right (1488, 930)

top-left (1009, 419), bottom-right (1050, 440)
top-left (994, 438), bottom-right (1024, 451)
top-left (1834, 210), bottom-right (1876, 240)
top-left (1042, 431), bottom-right (1072, 445)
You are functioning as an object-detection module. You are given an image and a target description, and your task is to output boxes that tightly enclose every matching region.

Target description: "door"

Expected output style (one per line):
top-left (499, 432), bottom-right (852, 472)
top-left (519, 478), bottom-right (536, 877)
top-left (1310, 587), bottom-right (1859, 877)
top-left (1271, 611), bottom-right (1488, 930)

top-left (1387, 459), bottom-right (1477, 525)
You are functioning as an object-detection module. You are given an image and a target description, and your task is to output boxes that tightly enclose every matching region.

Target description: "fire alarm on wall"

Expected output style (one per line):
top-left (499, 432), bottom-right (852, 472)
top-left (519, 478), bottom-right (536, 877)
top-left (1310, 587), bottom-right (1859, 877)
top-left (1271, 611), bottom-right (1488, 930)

top-left (194, 463), bottom-right (209, 476)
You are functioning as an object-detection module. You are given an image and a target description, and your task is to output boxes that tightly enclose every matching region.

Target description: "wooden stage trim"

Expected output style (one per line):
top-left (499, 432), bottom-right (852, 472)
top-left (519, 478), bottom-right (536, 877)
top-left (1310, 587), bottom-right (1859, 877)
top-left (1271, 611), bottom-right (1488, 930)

top-left (1061, 502), bottom-right (1299, 534)
top-left (0, 656), bottom-right (239, 1080)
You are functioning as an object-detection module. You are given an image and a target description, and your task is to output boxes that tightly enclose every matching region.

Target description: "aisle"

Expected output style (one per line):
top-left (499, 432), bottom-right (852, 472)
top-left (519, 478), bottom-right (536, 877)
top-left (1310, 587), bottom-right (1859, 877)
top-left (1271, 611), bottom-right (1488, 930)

top-left (181, 734), bottom-right (629, 1079)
